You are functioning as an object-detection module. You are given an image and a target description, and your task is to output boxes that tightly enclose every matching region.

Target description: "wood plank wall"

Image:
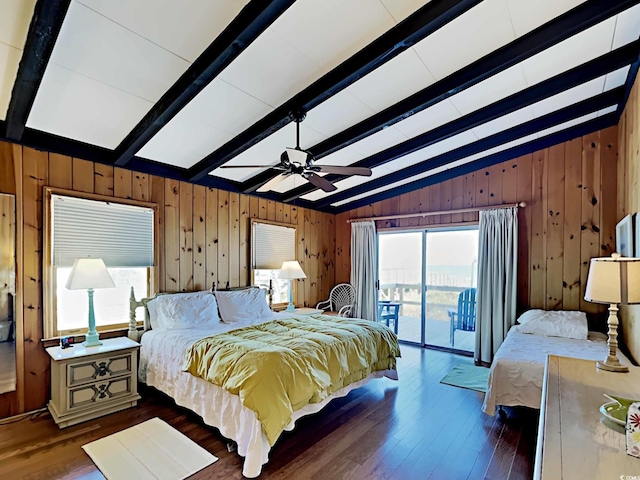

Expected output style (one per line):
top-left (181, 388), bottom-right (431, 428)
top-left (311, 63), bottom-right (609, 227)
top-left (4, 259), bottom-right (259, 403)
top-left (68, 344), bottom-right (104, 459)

top-left (336, 126), bottom-right (618, 323)
top-left (0, 141), bottom-right (335, 417)
top-left (618, 75), bottom-right (640, 363)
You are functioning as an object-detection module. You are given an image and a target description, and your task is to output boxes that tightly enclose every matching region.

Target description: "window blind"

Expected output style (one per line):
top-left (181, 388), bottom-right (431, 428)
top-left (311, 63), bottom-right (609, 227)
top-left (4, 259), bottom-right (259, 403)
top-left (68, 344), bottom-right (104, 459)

top-left (252, 222), bottom-right (296, 270)
top-left (52, 194), bottom-right (154, 268)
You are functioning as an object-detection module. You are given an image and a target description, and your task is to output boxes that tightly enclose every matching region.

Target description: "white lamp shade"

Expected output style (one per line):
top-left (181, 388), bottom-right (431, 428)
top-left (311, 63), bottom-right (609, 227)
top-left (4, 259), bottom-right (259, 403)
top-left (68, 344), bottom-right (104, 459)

top-left (585, 255), bottom-right (640, 305)
top-left (65, 258), bottom-right (116, 290)
top-left (279, 260), bottom-right (307, 280)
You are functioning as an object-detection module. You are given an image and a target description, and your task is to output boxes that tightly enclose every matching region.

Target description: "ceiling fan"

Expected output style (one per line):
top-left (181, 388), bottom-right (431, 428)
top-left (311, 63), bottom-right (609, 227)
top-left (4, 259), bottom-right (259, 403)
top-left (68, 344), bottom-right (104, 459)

top-left (220, 113), bottom-right (372, 193)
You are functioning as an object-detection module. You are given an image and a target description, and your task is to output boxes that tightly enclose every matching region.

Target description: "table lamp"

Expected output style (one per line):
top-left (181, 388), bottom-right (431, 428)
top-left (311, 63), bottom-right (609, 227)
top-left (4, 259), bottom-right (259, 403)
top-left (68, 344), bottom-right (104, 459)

top-left (584, 253), bottom-right (640, 372)
top-left (65, 258), bottom-right (116, 347)
top-left (279, 261), bottom-right (306, 312)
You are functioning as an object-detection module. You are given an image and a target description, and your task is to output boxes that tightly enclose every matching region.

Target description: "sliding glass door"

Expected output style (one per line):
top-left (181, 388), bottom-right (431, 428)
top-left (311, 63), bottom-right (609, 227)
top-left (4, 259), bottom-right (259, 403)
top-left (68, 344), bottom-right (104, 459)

top-left (377, 228), bottom-right (478, 352)
top-left (377, 232), bottom-right (424, 344)
top-left (424, 229), bottom-right (478, 352)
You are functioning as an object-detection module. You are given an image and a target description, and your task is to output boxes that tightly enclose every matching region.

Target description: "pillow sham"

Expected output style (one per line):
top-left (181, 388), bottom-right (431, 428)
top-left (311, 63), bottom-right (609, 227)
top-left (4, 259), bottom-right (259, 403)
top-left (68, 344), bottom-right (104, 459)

top-left (511, 309), bottom-right (588, 340)
top-left (147, 291), bottom-right (219, 330)
top-left (214, 288), bottom-right (271, 323)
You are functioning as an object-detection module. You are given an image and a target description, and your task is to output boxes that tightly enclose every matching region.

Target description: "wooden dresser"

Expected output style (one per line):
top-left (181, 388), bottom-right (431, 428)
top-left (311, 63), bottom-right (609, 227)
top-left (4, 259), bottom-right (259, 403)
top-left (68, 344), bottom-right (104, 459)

top-left (46, 337), bottom-right (141, 428)
top-left (534, 355), bottom-right (640, 479)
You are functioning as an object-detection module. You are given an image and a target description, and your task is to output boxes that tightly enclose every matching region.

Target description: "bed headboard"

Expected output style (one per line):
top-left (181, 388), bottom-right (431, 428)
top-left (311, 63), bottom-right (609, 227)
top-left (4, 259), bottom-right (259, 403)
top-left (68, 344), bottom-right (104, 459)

top-left (127, 283), bottom-right (272, 341)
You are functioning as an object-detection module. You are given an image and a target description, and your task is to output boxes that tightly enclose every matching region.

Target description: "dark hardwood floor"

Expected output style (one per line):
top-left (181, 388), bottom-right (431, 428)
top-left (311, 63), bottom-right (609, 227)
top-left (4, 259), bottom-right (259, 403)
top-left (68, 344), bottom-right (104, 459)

top-left (0, 346), bottom-right (538, 479)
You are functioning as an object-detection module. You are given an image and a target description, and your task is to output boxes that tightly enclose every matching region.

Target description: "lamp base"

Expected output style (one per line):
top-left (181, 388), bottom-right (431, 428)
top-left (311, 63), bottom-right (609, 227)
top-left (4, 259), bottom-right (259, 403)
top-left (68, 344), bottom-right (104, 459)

top-left (285, 303), bottom-right (296, 312)
top-left (83, 332), bottom-right (102, 347)
top-left (597, 356), bottom-right (629, 373)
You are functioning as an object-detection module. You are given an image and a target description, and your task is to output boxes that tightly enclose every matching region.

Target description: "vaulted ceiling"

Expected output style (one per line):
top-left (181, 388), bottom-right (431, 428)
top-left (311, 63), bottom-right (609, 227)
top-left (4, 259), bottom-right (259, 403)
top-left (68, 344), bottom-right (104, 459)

top-left (1, 0), bottom-right (639, 213)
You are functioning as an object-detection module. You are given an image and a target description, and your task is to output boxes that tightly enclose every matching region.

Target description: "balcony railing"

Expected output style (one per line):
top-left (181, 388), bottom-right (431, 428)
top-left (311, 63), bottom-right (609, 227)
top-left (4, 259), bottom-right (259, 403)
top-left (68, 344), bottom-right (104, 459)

top-left (379, 283), bottom-right (468, 321)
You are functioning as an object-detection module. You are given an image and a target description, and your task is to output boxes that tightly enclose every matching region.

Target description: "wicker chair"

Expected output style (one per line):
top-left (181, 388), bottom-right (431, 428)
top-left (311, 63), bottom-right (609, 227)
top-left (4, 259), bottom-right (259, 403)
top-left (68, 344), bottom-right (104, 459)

top-left (316, 283), bottom-right (356, 317)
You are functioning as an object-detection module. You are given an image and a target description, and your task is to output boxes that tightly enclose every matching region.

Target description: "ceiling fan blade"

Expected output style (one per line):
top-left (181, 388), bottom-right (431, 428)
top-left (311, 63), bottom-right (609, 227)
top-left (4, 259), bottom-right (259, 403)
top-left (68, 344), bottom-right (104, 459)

top-left (220, 164), bottom-right (287, 169)
top-left (309, 165), bottom-right (372, 176)
top-left (304, 172), bottom-right (337, 193)
top-left (257, 173), bottom-right (290, 193)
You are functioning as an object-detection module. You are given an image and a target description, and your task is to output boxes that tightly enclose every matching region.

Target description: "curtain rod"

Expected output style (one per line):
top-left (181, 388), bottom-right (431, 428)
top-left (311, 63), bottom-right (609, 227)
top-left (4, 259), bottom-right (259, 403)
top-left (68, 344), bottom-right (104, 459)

top-left (347, 202), bottom-right (526, 223)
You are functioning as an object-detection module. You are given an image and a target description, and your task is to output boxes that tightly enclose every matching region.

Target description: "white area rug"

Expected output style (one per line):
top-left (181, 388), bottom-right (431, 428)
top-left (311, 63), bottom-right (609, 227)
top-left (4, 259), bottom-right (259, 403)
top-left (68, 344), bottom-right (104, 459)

top-left (82, 417), bottom-right (218, 480)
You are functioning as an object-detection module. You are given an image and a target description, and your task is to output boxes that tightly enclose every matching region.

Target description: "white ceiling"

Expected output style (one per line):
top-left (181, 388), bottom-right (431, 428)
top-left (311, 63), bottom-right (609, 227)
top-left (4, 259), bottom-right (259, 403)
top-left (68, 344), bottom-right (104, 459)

top-left (6, 0), bottom-right (640, 211)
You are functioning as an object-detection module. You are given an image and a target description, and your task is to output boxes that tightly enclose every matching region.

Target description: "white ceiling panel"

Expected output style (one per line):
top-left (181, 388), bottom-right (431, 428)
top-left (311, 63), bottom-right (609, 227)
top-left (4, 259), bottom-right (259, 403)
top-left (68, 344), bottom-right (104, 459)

top-left (50, 2), bottom-right (189, 102)
top-left (219, 0), bottom-right (400, 109)
top-left (345, 48), bottom-right (436, 113)
top-left (449, 65), bottom-right (529, 116)
top-left (137, 77), bottom-right (274, 166)
top-left (471, 107), bottom-right (535, 139)
top-left (77, 0), bottom-right (249, 62)
top-left (521, 18), bottom-right (616, 87)
top-left (219, 29), bottom-right (319, 108)
top-left (0, 42), bottom-right (22, 120)
top-left (137, 117), bottom-right (234, 169)
top-left (613, 4), bottom-right (640, 49)
top-left (529, 76), bottom-right (605, 119)
top-left (380, 0), bottom-right (433, 23)
top-left (423, 130), bottom-right (478, 158)
top-left (348, 126), bottom-right (408, 158)
top-left (412, 0), bottom-right (516, 81)
top-left (268, 0), bottom-right (395, 74)
top-left (506, 0), bottom-right (586, 38)
top-left (303, 92), bottom-right (373, 138)
top-left (0, 0), bottom-right (36, 48)
top-left (27, 64), bottom-right (153, 149)
top-left (604, 65), bottom-right (631, 91)
top-left (393, 99), bottom-right (461, 138)
top-left (596, 105), bottom-right (618, 117)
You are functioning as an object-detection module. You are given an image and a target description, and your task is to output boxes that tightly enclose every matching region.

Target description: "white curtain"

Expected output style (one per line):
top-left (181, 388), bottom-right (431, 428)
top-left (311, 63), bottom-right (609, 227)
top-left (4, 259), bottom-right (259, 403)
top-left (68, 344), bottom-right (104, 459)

top-left (475, 207), bottom-right (518, 364)
top-left (350, 221), bottom-right (377, 321)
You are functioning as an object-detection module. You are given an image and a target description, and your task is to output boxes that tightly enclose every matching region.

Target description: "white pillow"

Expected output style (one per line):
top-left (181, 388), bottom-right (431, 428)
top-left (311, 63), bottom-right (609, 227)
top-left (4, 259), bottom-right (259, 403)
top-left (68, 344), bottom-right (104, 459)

top-left (214, 289), bottom-right (271, 323)
top-left (147, 291), bottom-right (219, 330)
top-left (516, 309), bottom-right (546, 324)
top-left (511, 310), bottom-right (588, 340)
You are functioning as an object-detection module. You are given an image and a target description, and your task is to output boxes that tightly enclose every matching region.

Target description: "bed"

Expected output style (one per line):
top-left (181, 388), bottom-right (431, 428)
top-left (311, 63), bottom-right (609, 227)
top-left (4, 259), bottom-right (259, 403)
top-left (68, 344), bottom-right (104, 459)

top-left (129, 288), bottom-right (400, 478)
top-left (482, 309), bottom-right (630, 416)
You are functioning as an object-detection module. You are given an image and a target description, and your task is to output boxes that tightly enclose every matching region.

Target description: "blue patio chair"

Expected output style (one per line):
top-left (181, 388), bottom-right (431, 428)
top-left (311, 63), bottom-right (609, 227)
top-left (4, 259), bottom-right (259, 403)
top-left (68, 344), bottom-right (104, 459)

top-left (447, 288), bottom-right (477, 347)
top-left (378, 300), bottom-right (401, 334)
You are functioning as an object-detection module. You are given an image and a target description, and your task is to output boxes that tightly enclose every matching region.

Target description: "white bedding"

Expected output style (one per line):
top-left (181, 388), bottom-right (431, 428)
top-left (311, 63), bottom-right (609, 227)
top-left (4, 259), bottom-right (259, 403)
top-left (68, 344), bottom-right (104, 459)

top-left (482, 329), bottom-right (630, 415)
top-left (139, 312), bottom-right (397, 478)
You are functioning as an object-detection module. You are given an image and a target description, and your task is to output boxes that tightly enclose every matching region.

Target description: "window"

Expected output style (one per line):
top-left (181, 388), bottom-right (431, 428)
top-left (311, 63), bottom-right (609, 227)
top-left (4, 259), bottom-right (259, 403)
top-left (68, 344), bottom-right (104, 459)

top-left (44, 189), bottom-right (157, 338)
top-left (251, 220), bottom-right (297, 308)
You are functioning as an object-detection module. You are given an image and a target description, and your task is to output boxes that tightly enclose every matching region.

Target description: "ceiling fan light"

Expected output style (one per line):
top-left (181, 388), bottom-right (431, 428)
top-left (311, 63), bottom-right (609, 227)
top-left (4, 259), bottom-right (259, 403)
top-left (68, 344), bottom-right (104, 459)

top-left (285, 147), bottom-right (309, 165)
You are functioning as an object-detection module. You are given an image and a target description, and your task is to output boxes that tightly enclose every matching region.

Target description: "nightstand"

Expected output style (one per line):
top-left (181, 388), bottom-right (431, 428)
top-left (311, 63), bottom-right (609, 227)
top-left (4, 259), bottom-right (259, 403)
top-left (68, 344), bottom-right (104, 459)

top-left (292, 308), bottom-right (324, 315)
top-left (46, 337), bottom-right (141, 428)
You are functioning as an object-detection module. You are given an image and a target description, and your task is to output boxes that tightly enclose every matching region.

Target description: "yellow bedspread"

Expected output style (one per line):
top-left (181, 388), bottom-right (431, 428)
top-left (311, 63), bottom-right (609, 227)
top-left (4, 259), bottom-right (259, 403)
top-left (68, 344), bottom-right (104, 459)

top-left (182, 315), bottom-right (400, 445)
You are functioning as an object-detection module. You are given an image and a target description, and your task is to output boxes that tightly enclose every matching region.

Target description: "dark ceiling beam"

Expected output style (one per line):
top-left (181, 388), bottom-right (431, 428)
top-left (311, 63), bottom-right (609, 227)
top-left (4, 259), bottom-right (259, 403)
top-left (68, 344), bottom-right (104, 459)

top-left (616, 43), bottom-right (640, 121)
top-left (330, 113), bottom-right (618, 214)
top-left (300, 0), bottom-right (637, 161)
top-left (315, 87), bottom-right (624, 209)
top-left (113, 0), bottom-right (296, 166)
top-left (187, 0), bottom-right (484, 183)
top-left (4, 0), bottom-right (72, 141)
top-left (282, 41), bottom-right (639, 202)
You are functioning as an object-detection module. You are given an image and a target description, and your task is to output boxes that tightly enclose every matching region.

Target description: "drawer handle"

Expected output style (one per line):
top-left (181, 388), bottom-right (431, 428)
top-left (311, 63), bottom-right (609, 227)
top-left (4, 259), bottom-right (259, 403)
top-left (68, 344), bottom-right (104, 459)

top-left (96, 362), bottom-right (109, 377)
top-left (96, 383), bottom-right (110, 400)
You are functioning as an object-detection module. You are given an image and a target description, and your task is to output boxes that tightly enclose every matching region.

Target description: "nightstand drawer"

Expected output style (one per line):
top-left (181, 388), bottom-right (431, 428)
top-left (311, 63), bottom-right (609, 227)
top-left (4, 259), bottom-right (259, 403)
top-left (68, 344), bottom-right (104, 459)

top-left (68, 376), bottom-right (132, 411)
top-left (67, 354), bottom-right (132, 387)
